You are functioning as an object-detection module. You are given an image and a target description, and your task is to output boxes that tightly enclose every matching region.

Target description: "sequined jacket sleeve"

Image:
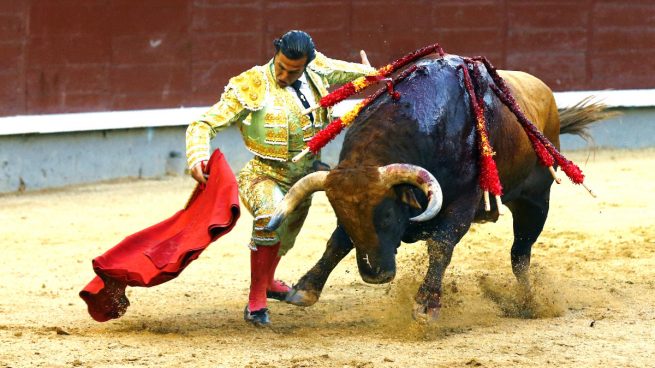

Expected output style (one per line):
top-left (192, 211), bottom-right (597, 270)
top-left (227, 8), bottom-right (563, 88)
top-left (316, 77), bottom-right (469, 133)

top-left (185, 88), bottom-right (249, 169)
top-left (308, 51), bottom-right (376, 86)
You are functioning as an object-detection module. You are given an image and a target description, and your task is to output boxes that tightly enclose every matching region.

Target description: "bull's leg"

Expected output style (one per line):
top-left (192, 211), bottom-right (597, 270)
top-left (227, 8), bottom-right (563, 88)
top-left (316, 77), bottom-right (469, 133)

top-left (285, 225), bottom-right (353, 307)
top-left (414, 200), bottom-right (477, 322)
top-left (413, 237), bottom-right (456, 321)
top-left (505, 194), bottom-right (550, 293)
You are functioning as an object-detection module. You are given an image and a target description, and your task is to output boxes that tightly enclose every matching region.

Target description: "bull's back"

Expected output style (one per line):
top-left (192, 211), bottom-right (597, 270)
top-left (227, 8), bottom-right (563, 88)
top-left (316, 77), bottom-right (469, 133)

top-left (497, 70), bottom-right (560, 142)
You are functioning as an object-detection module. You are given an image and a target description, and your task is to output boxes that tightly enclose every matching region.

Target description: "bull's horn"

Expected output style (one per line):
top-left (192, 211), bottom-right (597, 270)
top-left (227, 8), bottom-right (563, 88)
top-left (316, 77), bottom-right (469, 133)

top-left (265, 171), bottom-right (329, 231)
top-left (378, 164), bottom-right (443, 222)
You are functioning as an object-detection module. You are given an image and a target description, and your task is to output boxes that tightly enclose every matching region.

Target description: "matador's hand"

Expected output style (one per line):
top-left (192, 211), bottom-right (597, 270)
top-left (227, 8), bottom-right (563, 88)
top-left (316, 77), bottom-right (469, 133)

top-left (360, 50), bottom-right (371, 67)
top-left (190, 160), bottom-right (208, 184)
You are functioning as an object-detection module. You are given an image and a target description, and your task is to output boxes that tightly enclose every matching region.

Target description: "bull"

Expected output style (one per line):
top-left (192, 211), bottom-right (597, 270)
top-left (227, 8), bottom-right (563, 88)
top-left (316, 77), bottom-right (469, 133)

top-left (266, 54), bottom-right (611, 321)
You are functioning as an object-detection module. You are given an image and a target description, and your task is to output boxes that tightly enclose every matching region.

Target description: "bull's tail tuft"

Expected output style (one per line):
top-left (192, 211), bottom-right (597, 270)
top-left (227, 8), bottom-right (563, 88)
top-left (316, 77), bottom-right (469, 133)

top-left (558, 96), bottom-right (620, 144)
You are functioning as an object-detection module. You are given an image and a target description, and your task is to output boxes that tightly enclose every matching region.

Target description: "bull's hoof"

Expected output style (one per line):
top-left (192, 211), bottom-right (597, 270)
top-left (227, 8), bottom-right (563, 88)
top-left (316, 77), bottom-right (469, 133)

top-left (284, 288), bottom-right (319, 307)
top-left (412, 302), bottom-right (441, 323)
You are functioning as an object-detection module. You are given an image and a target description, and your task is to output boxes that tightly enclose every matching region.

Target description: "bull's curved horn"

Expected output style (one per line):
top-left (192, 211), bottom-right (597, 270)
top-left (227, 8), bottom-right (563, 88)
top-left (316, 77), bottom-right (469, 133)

top-left (264, 171), bottom-right (329, 231)
top-left (378, 164), bottom-right (443, 222)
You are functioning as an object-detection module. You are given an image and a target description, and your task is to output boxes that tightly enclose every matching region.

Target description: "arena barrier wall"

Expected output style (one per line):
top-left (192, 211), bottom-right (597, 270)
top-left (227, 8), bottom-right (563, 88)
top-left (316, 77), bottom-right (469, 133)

top-left (0, 90), bottom-right (653, 193)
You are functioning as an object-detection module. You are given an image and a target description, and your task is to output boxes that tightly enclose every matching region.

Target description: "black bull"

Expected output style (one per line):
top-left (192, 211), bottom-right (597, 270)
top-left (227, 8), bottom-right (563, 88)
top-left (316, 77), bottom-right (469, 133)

top-left (266, 55), bottom-right (610, 322)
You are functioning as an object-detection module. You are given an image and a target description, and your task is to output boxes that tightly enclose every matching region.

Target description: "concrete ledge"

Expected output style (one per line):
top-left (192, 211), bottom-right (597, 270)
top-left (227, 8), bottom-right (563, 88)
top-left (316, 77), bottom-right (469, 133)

top-left (553, 89), bottom-right (655, 109)
top-left (0, 125), bottom-right (347, 194)
top-left (1, 89), bottom-right (653, 137)
top-left (0, 107), bottom-right (207, 136)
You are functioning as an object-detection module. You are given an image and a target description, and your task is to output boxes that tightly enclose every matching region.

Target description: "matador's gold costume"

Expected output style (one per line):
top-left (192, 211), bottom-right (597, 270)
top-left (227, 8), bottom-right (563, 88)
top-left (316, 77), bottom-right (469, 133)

top-left (186, 52), bottom-right (374, 255)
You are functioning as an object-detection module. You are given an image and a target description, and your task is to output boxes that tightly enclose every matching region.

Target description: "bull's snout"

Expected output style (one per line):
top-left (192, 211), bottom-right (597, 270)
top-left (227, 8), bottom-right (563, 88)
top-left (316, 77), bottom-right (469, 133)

top-left (356, 251), bottom-right (396, 284)
top-left (360, 269), bottom-right (396, 284)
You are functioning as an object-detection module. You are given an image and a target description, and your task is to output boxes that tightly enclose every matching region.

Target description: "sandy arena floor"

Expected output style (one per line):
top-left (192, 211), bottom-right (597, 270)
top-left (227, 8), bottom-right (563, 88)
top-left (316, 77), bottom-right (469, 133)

top-left (1, 149), bottom-right (654, 368)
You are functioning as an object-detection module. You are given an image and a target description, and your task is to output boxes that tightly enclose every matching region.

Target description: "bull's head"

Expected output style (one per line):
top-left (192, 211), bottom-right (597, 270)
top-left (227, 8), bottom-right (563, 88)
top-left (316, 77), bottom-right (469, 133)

top-left (265, 164), bottom-right (442, 284)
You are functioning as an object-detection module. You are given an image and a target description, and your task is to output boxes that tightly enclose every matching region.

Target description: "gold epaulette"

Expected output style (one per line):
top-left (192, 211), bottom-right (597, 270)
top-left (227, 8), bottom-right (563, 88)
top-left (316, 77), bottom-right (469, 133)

top-left (226, 66), bottom-right (269, 111)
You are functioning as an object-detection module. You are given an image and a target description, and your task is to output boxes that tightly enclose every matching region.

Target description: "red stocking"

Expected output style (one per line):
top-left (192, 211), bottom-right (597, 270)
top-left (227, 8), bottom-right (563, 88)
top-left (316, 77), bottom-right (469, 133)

top-left (248, 243), bottom-right (278, 311)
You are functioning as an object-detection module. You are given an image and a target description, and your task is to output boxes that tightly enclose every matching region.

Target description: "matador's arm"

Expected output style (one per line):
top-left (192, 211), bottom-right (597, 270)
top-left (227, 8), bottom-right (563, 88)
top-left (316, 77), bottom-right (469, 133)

top-left (186, 88), bottom-right (249, 171)
top-left (308, 51), bottom-right (376, 86)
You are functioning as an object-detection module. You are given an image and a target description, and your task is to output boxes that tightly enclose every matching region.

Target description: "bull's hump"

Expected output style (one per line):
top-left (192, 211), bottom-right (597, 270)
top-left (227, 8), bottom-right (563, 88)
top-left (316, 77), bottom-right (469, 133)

top-left (497, 70), bottom-right (553, 96)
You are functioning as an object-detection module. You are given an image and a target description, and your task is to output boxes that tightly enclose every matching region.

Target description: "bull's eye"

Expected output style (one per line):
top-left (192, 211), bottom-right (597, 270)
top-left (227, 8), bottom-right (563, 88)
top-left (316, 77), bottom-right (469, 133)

top-left (374, 199), bottom-right (403, 231)
top-left (379, 208), bottom-right (394, 228)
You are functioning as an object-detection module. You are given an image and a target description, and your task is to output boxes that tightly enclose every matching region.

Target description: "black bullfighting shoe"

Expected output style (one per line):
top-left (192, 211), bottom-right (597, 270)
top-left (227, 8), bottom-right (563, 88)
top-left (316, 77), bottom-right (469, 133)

top-left (266, 280), bottom-right (291, 301)
top-left (243, 306), bottom-right (270, 327)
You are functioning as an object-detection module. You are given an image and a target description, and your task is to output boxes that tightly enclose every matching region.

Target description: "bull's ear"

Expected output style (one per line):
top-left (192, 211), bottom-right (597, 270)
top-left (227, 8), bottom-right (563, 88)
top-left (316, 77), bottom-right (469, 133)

top-left (399, 188), bottom-right (422, 210)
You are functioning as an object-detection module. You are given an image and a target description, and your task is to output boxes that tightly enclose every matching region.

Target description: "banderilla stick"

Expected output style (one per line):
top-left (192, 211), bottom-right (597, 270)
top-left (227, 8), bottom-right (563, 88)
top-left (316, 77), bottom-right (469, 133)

top-left (548, 166), bottom-right (562, 184)
top-left (301, 105), bottom-right (319, 116)
top-left (582, 182), bottom-right (597, 198)
top-left (292, 147), bottom-right (311, 163)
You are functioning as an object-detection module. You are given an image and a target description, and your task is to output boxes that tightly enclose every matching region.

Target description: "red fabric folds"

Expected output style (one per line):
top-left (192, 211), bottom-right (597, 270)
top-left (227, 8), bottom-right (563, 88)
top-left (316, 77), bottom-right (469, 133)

top-left (79, 149), bottom-right (240, 322)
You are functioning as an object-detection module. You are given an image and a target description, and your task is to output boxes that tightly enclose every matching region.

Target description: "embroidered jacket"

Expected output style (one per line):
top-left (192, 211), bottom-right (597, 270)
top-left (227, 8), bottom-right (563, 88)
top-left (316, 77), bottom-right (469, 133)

top-left (186, 52), bottom-right (375, 169)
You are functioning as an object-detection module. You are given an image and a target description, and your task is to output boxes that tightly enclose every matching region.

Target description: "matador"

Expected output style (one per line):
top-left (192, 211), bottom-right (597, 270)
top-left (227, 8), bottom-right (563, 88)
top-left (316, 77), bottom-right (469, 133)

top-left (185, 30), bottom-right (374, 326)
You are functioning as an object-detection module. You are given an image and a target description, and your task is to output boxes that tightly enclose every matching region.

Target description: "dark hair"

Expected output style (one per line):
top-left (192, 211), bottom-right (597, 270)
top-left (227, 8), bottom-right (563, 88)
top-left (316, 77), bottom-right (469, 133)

top-left (273, 30), bottom-right (316, 64)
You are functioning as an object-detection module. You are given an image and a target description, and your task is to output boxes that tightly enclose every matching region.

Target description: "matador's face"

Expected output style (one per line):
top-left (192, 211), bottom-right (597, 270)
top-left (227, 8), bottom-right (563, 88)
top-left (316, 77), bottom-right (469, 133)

top-left (273, 52), bottom-right (307, 88)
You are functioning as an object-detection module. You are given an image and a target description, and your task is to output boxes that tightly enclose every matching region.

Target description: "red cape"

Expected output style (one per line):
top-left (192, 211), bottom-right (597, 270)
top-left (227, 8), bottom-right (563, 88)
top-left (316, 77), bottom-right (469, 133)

top-left (79, 149), bottom-right (240, 322)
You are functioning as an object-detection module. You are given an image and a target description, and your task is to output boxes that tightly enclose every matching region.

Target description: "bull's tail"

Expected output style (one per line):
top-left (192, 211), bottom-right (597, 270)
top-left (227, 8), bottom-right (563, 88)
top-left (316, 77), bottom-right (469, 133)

top-left (558, 96), bottom-right (619, 143)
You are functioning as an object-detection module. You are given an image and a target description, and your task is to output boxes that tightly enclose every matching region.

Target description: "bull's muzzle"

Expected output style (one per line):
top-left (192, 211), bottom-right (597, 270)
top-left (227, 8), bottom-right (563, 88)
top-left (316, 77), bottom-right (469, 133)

top-left (356, 250), bottom-right (396, 284)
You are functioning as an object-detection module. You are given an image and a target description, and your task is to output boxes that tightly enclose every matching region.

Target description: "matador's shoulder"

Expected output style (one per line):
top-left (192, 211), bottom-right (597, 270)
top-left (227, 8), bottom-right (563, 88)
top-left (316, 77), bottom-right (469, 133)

top-left (225, 65), bottom-right (270, 111)
top-left (306, 51), bottom-right (334, 76)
